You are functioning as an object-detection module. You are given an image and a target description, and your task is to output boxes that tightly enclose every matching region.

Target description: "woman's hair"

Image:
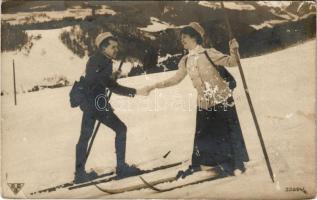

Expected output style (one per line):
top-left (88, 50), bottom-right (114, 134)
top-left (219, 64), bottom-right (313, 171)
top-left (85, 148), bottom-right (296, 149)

top-left (99, 36), bottom-right (118, 50)
top-left (180, 27), bottom-right (203, 45)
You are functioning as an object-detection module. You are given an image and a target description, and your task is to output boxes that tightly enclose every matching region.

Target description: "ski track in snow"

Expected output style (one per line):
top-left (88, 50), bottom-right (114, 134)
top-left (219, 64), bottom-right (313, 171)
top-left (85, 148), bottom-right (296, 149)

top-left (1, 35), bottom-right (315, 198)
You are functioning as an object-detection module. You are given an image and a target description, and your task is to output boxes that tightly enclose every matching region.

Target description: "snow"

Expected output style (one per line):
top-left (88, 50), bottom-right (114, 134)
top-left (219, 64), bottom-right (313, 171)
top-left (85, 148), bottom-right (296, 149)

top-left (2, 6), bottom-right (116, 25)
top-left (1, 27), bottom-right (147, 93)
top-left (95, 5), bottom-right (116, 16)
top-left (138, 17), bottom-right (178, 33)
top-left (198, 1), bottom-right (219, 9)
top-left (221, 2), bottom-right (256, 11)
top-left (157, 53), bottom-right (172, 63)
top-left (257, 1), bottom-right (292, 9)
top-left (30, 5), bottom-right (49, 10)
top-left (112, 59), bottom-right (143, 77)
top-left (1, 28), bottom-right (87, 94)
top-left (1, 36), bottom-right (315, 198)
top-left (199, 1), bottom-right (256, 11)
top-left (250, 19), bottom-right (289, 30)
top-left (250, 8), bottom-right (315, 30)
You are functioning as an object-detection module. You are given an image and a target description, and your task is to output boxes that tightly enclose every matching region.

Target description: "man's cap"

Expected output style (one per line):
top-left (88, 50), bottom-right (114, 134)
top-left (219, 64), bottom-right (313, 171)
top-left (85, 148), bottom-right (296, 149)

top-left (187, 22), bottom-right (205, 39)
top-left (95, 32), bottom-right (114, 48)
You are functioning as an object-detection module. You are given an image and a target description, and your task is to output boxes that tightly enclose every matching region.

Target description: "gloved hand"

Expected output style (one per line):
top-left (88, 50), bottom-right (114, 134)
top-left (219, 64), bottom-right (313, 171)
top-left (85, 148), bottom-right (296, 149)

top-left (229, 38), bottom-right (239, 50)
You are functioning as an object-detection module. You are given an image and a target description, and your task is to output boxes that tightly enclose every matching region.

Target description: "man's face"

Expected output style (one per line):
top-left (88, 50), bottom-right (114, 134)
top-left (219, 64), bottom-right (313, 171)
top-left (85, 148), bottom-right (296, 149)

top-left (181, 34), bottom-right (197, 50)
top-left (102, 40), bottom-right (119, 59)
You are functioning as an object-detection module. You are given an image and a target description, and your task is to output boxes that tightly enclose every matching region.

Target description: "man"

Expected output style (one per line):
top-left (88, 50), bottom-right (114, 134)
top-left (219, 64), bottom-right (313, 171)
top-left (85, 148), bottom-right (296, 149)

top-left (75, 32), bottom-right (145, 183)
top-left (142, 22), bottom-right (249, 177)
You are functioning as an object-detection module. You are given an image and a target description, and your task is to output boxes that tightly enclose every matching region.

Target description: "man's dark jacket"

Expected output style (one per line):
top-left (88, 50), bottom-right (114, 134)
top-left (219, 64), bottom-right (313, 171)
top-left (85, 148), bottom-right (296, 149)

top-left (80, 51), bottom-right (136, 114)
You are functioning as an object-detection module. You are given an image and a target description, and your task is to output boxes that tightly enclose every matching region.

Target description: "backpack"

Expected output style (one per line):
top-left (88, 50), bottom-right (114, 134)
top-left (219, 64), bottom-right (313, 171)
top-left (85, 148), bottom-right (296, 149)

top-left (203, 51), bottom-right (236, 90)
top-left (69, 76), bottom-right (87, 108)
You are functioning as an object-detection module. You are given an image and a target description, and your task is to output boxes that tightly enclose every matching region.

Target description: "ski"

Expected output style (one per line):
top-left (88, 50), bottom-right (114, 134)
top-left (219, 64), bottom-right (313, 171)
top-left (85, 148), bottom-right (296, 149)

top-left (30, 171), bottom-right (114, 195)
top-left (94, 176), bottom-right (177, 194)
top-left (139, 163), bottom-right (242, 193)
top-left (139, 171), bottom-right (222, 193)
top-left (30, 161), bottom-right (183, 195)
top-left (95, 167), bottom-right (223, 194)
top-left (68, 161), bottom-right (183, 190)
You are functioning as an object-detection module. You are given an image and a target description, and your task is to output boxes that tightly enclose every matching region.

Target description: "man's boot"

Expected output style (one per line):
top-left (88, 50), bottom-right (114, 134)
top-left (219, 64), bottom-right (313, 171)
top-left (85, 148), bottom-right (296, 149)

top-left (74, 168), bottom-right (98, 184)
top-left (115, 138), bottom-right (142, 178)
top-left (116, 163), bottom-right (143, 178)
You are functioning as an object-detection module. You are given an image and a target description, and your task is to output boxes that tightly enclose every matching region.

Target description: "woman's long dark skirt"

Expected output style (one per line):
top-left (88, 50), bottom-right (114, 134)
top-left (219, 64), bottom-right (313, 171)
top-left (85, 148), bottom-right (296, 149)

top-left (191, 101), bottom-right (249, 172)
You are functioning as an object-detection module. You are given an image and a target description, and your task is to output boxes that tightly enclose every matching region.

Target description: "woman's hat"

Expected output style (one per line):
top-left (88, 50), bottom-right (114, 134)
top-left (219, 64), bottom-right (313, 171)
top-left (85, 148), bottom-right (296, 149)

top-left (187, 22), bottom-right (205, 39)
top-left (95, 32), bottom-right (114, 48)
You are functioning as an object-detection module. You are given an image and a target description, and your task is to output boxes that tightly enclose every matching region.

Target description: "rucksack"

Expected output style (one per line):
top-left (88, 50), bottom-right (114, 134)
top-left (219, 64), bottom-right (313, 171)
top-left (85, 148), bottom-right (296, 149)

top-left (203, 51), bottom-right (236, 90)
top-left (69, 76), bottom-right (87, 108)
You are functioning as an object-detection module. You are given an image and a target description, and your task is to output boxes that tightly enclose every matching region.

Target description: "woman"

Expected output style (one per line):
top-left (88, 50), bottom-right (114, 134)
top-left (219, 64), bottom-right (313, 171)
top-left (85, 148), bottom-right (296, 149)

top-left (144, 22), bottom-right (249, 177)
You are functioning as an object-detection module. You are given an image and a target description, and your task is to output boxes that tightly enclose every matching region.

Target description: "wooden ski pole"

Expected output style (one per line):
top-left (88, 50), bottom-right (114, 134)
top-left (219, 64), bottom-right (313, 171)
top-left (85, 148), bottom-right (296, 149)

top-left (221, 2), bottom-right (275, 183)
top-left (13, 60), bottom-right (17, 105)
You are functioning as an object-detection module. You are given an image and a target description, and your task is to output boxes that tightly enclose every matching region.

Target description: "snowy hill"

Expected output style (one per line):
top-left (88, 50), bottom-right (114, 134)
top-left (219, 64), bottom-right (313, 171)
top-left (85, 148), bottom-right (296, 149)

top-left (2, 1), bottom-right (316, 76)
top-left (1, 39), bottom-right (315, 198)
top-left (1, 28), bottom-right (87, 94)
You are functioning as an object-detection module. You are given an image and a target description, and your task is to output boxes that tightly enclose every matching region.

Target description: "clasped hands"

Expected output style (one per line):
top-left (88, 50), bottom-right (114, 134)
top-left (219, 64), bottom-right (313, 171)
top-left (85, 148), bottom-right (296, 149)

top-left (113, 69), bottom-right (155, 96)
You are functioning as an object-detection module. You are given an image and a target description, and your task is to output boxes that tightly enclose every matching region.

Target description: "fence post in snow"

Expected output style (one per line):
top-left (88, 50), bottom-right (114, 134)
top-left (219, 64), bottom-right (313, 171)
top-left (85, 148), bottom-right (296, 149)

top-left (13, 59), bottom-right (17, 105)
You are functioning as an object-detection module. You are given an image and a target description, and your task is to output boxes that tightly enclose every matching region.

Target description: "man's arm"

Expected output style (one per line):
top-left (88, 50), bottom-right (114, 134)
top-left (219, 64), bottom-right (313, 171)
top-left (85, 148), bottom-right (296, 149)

top-left (207, 38), bottom-right (240, 67)
top-left (107, 78), bottom-right (136, 97)
top-left (85, 56), bottom-right (136, 97)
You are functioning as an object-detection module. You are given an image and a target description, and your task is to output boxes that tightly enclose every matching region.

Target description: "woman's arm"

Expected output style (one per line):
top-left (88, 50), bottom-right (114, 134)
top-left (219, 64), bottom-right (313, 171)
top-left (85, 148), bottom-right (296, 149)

top-left (153, 57), bottom-right (188, 89)
top-left (207, 38), bottom-right (240, 67)
top-left (136, 57), bottom-right (188, 96)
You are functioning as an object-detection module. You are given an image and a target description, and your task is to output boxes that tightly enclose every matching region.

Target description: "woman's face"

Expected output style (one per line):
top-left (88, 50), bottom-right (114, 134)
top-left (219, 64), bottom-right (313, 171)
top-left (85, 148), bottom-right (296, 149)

top-left (181, 33), bottom-right (197, 50)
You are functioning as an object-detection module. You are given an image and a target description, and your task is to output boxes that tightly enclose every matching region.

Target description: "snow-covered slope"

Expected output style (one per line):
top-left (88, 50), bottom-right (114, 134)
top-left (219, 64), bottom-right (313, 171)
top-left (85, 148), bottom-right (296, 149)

top-left (1, 28), bottom-right (87, 94)
top-left (1, 39), bottom-right (315, 198)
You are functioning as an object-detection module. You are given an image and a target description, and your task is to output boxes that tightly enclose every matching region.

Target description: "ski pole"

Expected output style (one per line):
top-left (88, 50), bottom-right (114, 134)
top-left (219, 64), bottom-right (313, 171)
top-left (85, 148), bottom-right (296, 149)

top-left (221, 2), bottom-right (275, 183)
top-left (85, 121), bottom-right (101, 161)
top-left (85, 57), bottom-right (126, 161)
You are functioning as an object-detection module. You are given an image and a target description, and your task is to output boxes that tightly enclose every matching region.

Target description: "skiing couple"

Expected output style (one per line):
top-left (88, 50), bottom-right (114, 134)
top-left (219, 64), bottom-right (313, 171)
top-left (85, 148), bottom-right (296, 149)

top-left (74, 22), bottom-right (249, 183)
